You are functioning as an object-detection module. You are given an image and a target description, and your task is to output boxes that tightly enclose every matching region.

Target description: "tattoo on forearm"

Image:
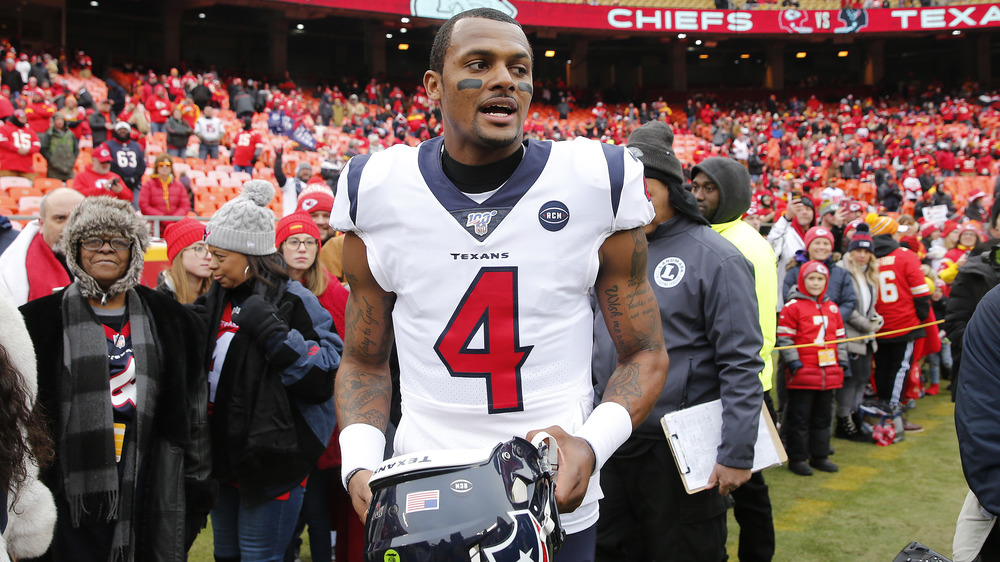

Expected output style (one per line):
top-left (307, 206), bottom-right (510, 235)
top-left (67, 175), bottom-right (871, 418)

top-left (604, 361), bottom-right (643, 413)
top-left (344, 294), bottom-right (394, 363)
top-left (628, 229), bottom-right (648, 287)
top-left (337, 369), bottom-right (391, 430)
top-left (605, 284), bottom-right (625, 347)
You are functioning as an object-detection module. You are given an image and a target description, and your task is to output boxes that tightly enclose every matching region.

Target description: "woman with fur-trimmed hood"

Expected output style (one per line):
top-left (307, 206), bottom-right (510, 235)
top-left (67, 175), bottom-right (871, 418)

top-left (19, 197), bottom-right (213, 562)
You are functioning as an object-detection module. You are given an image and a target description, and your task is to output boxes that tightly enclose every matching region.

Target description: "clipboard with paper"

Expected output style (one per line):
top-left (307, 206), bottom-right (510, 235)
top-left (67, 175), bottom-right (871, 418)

top-left (660, 400), bottom-right (787, 494)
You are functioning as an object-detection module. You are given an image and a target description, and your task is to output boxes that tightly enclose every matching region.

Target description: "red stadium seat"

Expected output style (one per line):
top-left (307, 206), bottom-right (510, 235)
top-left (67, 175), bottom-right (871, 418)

top-left (34, 177), bottom-right (64, 193)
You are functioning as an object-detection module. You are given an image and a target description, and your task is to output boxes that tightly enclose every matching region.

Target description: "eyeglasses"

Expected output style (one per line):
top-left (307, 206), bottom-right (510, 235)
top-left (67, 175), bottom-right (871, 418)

top-left (81, 237), bottom-right (131, 251)
top-left (284, 238), bottom-right (317, 250)
top-left (186, 244), bottom-right (210, 257)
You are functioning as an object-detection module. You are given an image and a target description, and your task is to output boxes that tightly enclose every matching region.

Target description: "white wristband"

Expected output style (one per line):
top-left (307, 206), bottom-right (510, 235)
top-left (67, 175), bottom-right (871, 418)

top-left (573, 401), bottom-right (634, 473)
top-left (339, 423), bottom-right (386, 490)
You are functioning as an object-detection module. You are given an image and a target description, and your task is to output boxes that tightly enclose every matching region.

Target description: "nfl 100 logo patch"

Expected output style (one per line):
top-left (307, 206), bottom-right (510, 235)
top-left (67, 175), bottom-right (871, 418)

top-left (467, 210), bottom-right (498, 236)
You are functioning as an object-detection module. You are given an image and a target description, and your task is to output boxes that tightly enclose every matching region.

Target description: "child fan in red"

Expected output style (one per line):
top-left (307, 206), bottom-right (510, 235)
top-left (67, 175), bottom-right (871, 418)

top-left (777, 261), bottom-right (848, 476)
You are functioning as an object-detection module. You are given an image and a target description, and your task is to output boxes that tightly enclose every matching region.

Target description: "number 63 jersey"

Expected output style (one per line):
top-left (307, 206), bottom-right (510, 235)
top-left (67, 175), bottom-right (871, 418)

top-left (332, 136), bottom-right (651, 529)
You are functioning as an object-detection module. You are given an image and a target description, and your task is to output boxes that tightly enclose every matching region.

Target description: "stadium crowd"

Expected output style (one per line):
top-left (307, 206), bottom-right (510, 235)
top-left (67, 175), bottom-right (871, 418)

top-left (2, 25), bottom-right (1000, 561)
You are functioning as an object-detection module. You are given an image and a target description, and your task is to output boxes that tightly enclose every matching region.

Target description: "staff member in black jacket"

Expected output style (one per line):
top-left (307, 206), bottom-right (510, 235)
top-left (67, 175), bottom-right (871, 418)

top-left (592, 121), bottom-right (764, 561)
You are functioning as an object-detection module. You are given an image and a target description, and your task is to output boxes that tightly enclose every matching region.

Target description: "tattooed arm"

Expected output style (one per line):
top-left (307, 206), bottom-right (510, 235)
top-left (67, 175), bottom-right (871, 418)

top-left (528, 228), bottom-right (668, 513)
top-left (336, 232), bottom-right (396, 519)
top-left (594, 227), bottom-right (669, 426)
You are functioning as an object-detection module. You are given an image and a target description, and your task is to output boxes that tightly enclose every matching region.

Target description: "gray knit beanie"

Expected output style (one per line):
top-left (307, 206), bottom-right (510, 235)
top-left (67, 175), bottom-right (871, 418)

top-left (296, 161), bottom-right (312, 174)
top-left (205, 180), bottom-right (277, 255)
top-left (626, 121), bottom-right (684, 187)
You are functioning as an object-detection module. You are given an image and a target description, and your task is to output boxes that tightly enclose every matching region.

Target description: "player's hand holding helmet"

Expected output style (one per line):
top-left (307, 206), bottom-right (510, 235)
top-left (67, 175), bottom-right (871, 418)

top-left (365, 435), bottom-right (564, 562)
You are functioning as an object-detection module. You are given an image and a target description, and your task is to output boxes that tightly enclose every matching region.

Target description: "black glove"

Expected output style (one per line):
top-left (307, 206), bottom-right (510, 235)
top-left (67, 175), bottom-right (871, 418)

top-left (787, 360), bottom-right (803, 374)
top-left (232, 294), bottom-right (292, 347)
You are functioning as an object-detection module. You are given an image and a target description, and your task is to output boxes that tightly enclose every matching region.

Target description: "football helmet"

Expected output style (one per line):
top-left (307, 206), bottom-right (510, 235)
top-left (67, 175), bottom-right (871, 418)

top-left (365, 435), bottom-right (564, 562)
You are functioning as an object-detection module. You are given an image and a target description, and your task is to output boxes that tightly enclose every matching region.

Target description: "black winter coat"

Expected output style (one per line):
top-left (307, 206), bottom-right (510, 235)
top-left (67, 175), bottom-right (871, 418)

top-left (21, 286), bottom-right (214, 561)
top-left (944, 243), bottom-right (1000, 345)
top-left (193, 277), bottom-right (340, 507)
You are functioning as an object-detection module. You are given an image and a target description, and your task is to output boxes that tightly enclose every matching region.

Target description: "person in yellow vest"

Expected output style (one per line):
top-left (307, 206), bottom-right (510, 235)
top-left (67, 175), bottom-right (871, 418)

top-left (696, 156), bottom-right (779, 562)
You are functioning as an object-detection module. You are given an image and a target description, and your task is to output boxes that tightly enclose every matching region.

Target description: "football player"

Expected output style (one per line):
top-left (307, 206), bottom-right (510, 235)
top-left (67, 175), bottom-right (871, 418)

top-left (331, 8), bottom-right (668, 561)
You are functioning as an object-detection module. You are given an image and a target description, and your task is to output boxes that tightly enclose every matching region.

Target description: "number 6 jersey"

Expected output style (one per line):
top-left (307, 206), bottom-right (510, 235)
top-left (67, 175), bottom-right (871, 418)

top-left (333, 136), bottom-right (651, 532)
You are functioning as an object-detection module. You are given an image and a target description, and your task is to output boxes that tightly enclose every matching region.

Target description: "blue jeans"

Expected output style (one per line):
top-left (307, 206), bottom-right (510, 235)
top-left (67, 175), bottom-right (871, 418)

top-left (199, 143), bottom-right (219, 160)
top-left (150, 122), bottom-right (166, 134)
top-left (212, 483), bottom-right (306, 562)
top-left (235, 164), bottom-right (254, 174)
top-left (167, 146), bottom-right (186, 158)
top-left (284, 468), bottom-right (332, 562)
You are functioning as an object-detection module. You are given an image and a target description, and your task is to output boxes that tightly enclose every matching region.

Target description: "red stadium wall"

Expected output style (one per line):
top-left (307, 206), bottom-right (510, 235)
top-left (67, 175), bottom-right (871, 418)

top-left (271, 0), bottom-right (1000, 35)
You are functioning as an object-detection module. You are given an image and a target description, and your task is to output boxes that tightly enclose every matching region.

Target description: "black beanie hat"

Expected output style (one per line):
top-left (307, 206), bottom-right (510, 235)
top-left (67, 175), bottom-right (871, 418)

top-left (627, 121), bottom-right (708, 226)
top-left (626, 121), bottom-right (684, 188)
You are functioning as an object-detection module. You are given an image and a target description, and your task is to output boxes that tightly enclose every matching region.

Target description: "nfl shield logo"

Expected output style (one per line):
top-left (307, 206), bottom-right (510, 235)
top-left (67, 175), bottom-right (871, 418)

top-left (467, 211), bottom-right (498, 236)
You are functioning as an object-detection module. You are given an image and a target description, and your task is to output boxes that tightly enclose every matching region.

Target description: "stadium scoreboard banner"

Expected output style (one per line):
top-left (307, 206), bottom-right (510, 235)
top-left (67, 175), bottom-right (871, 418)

top-left (277, 0), bottom-right (1000, 35)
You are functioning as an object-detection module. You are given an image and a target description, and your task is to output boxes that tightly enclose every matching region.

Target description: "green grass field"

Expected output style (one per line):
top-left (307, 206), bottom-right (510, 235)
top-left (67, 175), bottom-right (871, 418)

top-left (190, 392), bottom-right (967, 561)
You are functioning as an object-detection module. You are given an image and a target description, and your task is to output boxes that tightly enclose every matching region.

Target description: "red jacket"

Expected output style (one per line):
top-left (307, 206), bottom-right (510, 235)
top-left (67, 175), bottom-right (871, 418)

top-left (24, 102), bottom-right (56, 134)
top-left (145, 96), bottom-right (171, 124)
top-left (139, 176), bottom-right (190, 217)
top-left (73, 165), bottom-right (131, 202)
top-left (0, 121), bottom-right (40, 173)
top-left (777, 262), bottom-right (847, 391)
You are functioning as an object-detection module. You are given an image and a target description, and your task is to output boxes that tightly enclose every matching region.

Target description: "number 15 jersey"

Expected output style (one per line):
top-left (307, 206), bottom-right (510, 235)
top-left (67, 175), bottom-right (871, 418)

top-left (332, 136), bottom-right (652, 531)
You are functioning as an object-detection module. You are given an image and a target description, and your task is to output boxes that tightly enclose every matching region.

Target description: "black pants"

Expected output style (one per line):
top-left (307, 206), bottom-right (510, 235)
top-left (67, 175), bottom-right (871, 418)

top-left (596, 442), bottom-right (728, 562)
top-left (730, 393), bottom-right (776, 562)
top-left (873, 339), bottom-right (914, 404)
top-left (981, 520), bottom-right (1000, 560)
top-left (555, 524), bottom-right (597, 562)
top-left (784, 388), bottom-right (834, 462)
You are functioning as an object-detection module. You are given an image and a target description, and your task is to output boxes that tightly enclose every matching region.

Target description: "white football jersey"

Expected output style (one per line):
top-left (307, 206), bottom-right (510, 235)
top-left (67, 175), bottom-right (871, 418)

top-left (332, 136), bottom-right (652, 532)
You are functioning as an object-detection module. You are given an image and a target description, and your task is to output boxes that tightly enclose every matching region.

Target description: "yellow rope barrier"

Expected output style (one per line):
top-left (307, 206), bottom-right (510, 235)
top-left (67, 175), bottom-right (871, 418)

top-left (772, 320), bottom-right (944, 351)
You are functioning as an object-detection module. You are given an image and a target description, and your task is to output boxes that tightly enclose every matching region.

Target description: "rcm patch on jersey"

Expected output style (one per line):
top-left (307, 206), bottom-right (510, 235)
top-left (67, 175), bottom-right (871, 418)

top-left (538, 201), bottom-right (570, 232)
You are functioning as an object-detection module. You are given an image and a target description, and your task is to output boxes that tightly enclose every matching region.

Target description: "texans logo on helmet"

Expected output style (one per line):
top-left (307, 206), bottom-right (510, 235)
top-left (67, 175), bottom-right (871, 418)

top-left (482, 510), bottom-right (549, 562)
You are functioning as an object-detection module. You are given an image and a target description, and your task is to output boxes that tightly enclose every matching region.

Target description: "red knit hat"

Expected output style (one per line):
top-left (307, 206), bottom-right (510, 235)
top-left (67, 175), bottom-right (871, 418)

top-left (276, 212), bottom-right (321, 248)
top-left (163, 218), bottom-right (206, 264)
top-left (295, 189), bottom-right (334, 215)
top-left (942, 220), bottom-right (959, 238)
top-left (804, 226), bottom-right (835, 251)
top-left (919, 222), bottom-right (940, 239)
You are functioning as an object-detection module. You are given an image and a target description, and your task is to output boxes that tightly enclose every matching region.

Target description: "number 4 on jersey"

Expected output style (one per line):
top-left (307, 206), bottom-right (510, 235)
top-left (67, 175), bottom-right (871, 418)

top-left (434, 267), bottom-right (533, 413)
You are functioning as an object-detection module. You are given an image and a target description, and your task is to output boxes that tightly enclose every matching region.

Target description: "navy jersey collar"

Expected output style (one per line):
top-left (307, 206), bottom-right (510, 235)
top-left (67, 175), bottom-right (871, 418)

top-left (417, 136), bottom-right (552, 213)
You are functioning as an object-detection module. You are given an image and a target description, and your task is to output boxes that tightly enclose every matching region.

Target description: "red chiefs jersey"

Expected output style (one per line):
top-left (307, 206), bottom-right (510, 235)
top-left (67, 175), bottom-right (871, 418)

top-left (960, 157), bottom-right (978, 175)
top-left (875, 247), bottom-right (930, 337)
top-left (0, 122), bottom-right (40, 172)
top-left (231, 130), bottom-right (262, 167)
